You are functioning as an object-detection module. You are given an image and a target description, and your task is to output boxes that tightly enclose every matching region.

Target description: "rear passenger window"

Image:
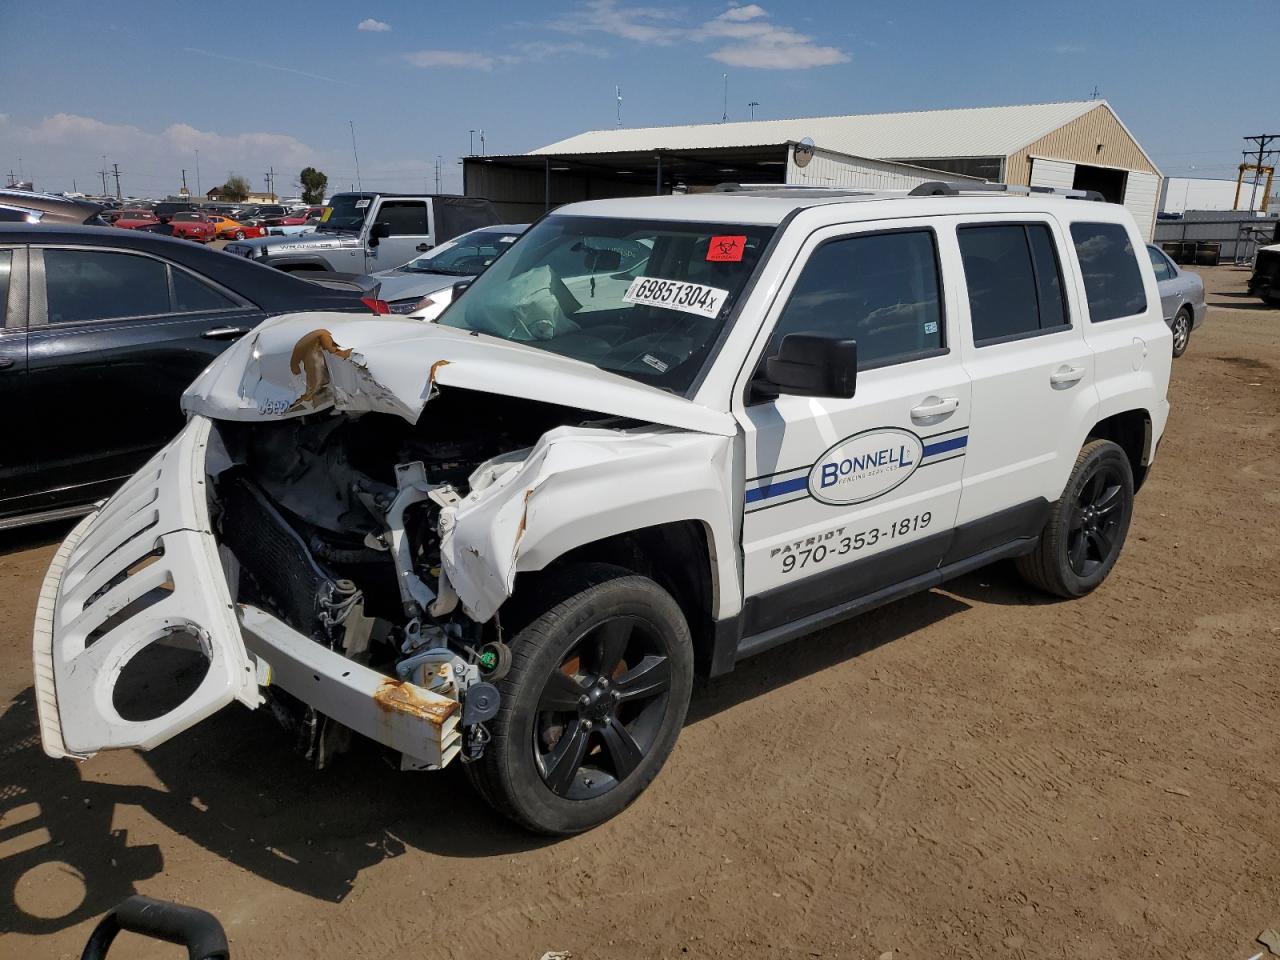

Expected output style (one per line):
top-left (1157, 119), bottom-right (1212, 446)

top-left (44, 249), bottom-right (170, 323)
top-left (1146, 245), bottom-right (1173, 282)
top-left (958, 223), bottom-right (1068, 345)
top-left (1070, 222), bottom-right (1147, 321)
top-left (173, 269), bottom-right (236, 312)
top-left (769, 230), bottom-right (943, 369)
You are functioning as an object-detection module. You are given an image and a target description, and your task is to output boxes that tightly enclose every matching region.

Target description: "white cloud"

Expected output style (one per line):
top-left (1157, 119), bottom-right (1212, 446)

top-left (510, 40), bottom-right (610, 61)
top-left (358, 18), bottom-right (391, 32)
top-left (548, 0), bottom-right (680, 45)
top-left (403, 49), bottom-right (495, 70)
top-left (720, 4), bottom-right (768, 22)
top-left (702, 5), bottom-right (849, 69)
top-left (8, 113), bottom-right (325, 196)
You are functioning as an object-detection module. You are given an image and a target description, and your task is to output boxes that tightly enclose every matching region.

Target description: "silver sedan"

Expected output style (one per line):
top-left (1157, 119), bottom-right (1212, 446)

top-left (1147, 244), bottom-right (1206, 358)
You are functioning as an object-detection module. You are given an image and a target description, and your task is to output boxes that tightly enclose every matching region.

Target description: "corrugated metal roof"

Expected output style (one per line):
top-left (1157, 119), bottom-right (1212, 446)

top-left (532, 100), bottom-right (1105, 160)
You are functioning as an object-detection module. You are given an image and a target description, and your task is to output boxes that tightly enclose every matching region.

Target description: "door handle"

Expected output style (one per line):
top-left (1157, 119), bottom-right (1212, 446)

top-left (0, 357), bottom-right (14, 370)
top-left (201, 326), bottom-right (249, 340)
top-left (910, 396), bottom-right (959, 422)
top-left (415, 243), bottom-right (431, 252)
top-left (1049, 364), bottom-right (1085, 387)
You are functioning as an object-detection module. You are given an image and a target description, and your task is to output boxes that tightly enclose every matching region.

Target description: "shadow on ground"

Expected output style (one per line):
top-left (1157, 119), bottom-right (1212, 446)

top-left (1, 581), bottom-right (981, 934)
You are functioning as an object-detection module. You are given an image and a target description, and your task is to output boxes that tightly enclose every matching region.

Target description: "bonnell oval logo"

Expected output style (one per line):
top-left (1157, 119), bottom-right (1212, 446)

top-left (809, 428), bottom-right (924, 505)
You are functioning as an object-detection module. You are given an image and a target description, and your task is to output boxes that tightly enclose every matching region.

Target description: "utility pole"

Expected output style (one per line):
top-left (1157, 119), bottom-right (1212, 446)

top-left (479, 129), bottom-right (485, 156)
top-left (5, 170), bottom-right (16, 188)
top-left (469, 129), bottom-right (475, 155)
top-left (748, 100), bottom-right (759, 120)
top-left (195, 149), bottom-right (201, 198)
top-left (181, 168), bottom-right (188, 195)
top-left (722, 74), bottom-right (728, 123)
top-left (1240, 133), bottom-right (1278, 213)
top-left (100, 156), bottom-right (109, 196)
top-left (264, 166), bottom-right (275, 200)
top-left (434, 156), bottom-right (442, 193)
top-left (111, 162), bottom-right (122, 200)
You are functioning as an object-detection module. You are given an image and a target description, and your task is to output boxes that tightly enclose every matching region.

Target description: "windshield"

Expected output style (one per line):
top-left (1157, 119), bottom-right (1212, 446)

top-left (400, 227), bottom-right (525, 276)
top-left (441, 215), bottom-right (774, 394)
top-left (318, 193), bottom-right (373, 232)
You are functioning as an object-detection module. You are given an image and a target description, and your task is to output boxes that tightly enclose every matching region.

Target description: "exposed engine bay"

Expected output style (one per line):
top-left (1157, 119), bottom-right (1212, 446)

top-left (208, 387), bottom-right (620, 767)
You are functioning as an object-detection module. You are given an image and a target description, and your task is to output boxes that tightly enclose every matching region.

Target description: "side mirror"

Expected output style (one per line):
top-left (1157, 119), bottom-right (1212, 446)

top-left (452, 280), bottom-right (473, 299)
top-left (368, 222), bottom-right (391, 245)
top-left (763, 333), bottom-right (858, 399)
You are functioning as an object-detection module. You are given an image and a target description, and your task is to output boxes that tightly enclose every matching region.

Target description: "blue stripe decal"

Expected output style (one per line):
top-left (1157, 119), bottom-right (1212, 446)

top-left (922, 435), bottom-right (968, 457)
top-left (744, 475), bottom-right (808, 504)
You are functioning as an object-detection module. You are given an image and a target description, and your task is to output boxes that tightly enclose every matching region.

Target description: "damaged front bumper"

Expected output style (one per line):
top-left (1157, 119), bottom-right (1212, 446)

top-left (32, 417), bottom-right (462, 768)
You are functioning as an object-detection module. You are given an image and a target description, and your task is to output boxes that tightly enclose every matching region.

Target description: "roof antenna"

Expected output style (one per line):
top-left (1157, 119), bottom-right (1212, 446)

top-left (616, 85), bottom-right (623, 127)
top-left (348, 120), bottom-right (363, 193)
top-left (722, 74), bottom-right (729, 123)
top-left (1090, 84), bottom-right (1100, 99)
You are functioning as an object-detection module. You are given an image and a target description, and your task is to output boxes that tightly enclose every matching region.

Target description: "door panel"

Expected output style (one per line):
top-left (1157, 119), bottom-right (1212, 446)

top-left (951, 216), bottom-right (1099, 523)
top-left (736, 222), bottom-right (971, 621)
top-left (366, 199), bottom-right (431, 271)
top-left (28, 247), bottom-right (262, 497)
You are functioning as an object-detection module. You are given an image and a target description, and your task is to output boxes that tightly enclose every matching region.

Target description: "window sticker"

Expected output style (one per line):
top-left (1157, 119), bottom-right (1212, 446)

top-left (622, 277), bottom-right (729, 319)
top-left (706, 235), bottom-right (747, 262)
top-left (354, 199), bottom-right (370, 209)
top-left (924, 321), bottom-right (938, 335)
top-left (642, 354), bottom-right (669, 373)
top-left (320, 207), bottom-right (332, 222)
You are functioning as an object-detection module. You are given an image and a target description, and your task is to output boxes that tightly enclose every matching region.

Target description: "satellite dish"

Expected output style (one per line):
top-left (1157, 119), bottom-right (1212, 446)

top-left (793, 138), bottom-right (815, 169)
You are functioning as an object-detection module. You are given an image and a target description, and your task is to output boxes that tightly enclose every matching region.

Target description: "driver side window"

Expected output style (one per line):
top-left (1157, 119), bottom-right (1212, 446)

top-left (768, 229), bottom-right (945, 369)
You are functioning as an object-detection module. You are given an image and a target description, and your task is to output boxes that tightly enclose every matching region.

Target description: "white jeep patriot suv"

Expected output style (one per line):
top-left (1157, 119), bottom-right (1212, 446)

top-left (33, 183), bottom-right (1171, 834)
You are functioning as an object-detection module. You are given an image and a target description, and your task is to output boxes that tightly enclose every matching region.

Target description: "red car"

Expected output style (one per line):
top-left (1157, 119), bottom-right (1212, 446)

top-left (114, 209), bottom-right (161, 230)
top-left (263, 211), bottom-right (312, 227)
top-left (143, 211), bottom-right (216, 243)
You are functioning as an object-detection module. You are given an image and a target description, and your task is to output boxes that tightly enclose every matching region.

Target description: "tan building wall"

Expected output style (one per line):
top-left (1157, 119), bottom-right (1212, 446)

top-left (1004, 104), bottom-right (1159, 185)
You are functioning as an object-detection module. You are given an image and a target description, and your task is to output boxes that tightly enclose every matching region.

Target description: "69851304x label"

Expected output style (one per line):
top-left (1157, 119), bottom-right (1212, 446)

top-left (622, 277), bottom-right (729, 319)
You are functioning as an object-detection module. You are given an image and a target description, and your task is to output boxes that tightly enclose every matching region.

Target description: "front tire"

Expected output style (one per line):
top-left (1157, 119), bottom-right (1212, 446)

top-left (466, 564), bottom-right (694, 835)
top-left (1171, 307), bottom-right (1192, 358)
top-left (234, 230), bottom-right (245, 240)
top-left (1016, 439), bottom-right (1134, 598)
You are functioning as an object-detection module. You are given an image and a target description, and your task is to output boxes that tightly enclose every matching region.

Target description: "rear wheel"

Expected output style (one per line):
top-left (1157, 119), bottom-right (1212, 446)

top-left (1171, 307), bottom-right (1192, 358)
top-left (1015, 439), bottom-right (1134, 598)
top-left (466, 564), bottom-right (693, 834)
top-left (233, 230), bottom-right (245, 240)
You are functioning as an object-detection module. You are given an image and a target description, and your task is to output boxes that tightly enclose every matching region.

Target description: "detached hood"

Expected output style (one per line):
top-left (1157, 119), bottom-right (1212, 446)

top-left (181, 311), bottom-right (736, 437)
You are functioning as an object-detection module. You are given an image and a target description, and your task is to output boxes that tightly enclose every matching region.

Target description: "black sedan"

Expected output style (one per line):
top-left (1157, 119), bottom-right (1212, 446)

top-left (0, 224), bottom-right (367, 528)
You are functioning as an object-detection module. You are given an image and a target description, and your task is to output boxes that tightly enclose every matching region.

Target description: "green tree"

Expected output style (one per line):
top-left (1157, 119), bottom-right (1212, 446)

top-left (221, 173), bottom-right (252, 201)
top-left (299, 167), bottom-right (328, 205)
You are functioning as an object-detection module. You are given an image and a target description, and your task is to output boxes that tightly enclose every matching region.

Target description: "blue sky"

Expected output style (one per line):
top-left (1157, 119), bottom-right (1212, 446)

top-left (1, 0), bottom-right (1273, 198)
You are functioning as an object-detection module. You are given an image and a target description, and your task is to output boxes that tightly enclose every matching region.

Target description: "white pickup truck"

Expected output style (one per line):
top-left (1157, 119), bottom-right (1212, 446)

top-left (33, 183), bottom-right (1171, 834)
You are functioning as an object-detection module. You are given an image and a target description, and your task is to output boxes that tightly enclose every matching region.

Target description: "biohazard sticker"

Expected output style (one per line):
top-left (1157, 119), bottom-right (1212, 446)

top-left (706, 235), bottom-right (747, 262)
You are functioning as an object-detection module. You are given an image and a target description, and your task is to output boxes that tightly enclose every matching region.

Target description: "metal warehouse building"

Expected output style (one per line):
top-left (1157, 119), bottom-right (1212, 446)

top-left (464, 99), bottom-right (1163, 238)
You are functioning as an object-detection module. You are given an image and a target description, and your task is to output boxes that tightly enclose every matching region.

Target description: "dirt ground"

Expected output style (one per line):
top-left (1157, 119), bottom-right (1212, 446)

top-left (2, 265), bottom-right (1277, 959)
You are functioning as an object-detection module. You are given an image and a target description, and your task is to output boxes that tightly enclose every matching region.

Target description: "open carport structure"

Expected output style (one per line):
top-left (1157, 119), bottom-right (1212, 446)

top-left (464, 99), bottom-right (1163, 238)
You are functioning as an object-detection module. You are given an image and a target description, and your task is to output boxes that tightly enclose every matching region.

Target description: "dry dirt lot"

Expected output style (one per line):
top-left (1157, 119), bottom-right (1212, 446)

top-left (1, 265), bottom-right (1277, 959)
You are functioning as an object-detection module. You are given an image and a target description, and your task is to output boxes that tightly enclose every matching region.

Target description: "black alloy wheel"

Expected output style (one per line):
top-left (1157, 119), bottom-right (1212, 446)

top-left (466, 564), bottom-right (694, 835)
top-left (535, 615), bottom-right (672, 800)
top-left (1066, 463), bottom-right (1126, 578)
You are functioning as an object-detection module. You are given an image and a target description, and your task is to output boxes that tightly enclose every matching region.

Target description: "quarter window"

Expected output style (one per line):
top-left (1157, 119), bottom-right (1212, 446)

top-left (1146, 245), bottom-right (1174, 282)
top-left (1070, 222), bottom-right (1147, 321)
top-left (173, 269), bottom-right (236, 312)
top-left (768, 230), bottom-right (944, 368)
top-left (958, 223), bottom-right (1069, 344)
top-left (44, 249), bottom-right (170, 323)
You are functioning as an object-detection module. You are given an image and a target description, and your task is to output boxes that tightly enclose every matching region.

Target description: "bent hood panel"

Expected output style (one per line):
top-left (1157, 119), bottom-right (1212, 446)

top-left (181, 311), bottom-right (736, 437)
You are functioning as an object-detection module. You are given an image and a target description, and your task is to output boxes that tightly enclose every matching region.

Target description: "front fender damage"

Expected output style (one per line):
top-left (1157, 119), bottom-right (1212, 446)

top-left (436, 427), bottom-right (738, 624)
